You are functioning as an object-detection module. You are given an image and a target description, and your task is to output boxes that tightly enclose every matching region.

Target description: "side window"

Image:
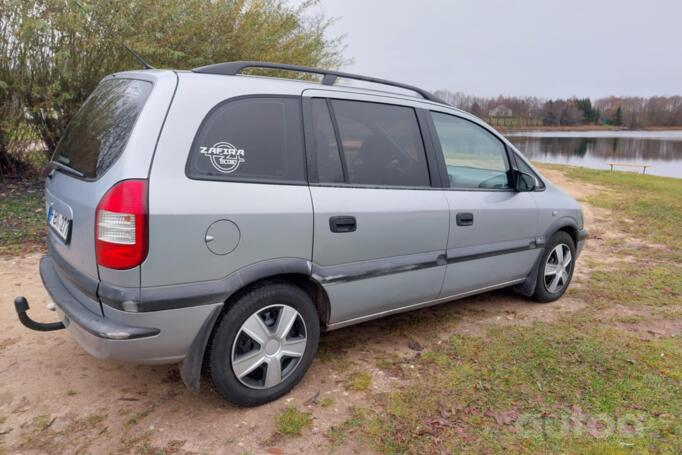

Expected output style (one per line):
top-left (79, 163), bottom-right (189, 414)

top-left (514, 153), bottom-right (545, 189)
top-left (186, 97), bottom-right (305, 183)
top-left (311, 99), bottom-right (344, 183)
top-left (327, 100), bottom-right (430, 187)
top-left (431, 112), bottom-right (511, 189)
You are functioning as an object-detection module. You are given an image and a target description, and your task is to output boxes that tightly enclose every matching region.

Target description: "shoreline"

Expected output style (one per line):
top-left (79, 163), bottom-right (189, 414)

top-left (497, 125), bottom-right (682, 133)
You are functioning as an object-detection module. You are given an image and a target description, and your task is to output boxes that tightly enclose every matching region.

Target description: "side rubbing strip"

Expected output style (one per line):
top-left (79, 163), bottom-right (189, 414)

top-left (313, 242), bottom-right (542, 286)
top-left (446, 243), bottom-right (539, 264)
top-left (313, 251), bottom-right (446, 285)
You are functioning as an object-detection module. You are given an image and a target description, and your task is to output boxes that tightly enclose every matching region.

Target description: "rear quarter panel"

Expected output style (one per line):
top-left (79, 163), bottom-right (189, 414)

top-left (142, 73), bottom-right (313, 287)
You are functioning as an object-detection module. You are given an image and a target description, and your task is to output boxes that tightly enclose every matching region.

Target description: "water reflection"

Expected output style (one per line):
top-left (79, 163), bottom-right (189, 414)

top-left (506, 132), bottom-right (682, 178)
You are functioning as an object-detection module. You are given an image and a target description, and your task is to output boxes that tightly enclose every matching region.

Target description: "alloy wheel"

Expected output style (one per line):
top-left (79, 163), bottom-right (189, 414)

top-left (543, 243), bottom-right (572, 293)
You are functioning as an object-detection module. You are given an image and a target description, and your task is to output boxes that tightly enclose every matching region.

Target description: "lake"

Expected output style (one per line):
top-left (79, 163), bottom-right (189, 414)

top-left (505, 130), bottom-right (682, 179)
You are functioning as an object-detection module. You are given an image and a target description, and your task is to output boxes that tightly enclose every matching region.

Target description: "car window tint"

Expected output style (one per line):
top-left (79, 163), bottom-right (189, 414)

top-left (431, 112), bottom-right (510, 189)
top-left (187, 97), bottom-right (305, 183)
top-left (52, 79), bottom-right (152, 178)
top-left (311, 99), bottom-right (344, 183)
top-left (330, 100), bottom-right (430, 187)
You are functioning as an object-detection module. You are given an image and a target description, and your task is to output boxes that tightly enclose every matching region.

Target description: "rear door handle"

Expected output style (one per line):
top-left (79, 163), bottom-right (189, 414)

top-left (329, 216), bottom-right (357, 233)
top-left (456, 212), bottom-right (474, 226)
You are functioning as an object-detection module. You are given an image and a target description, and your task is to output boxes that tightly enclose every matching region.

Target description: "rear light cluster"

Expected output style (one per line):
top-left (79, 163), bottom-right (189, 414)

top-left (95, 179), bottom-right (148, 270)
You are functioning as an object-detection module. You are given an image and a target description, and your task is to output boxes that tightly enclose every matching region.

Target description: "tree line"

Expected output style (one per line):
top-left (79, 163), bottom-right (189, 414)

top-left (0, 0), bottom-right (345, 177)
top-left (434, 90), bottom-right (682, 128)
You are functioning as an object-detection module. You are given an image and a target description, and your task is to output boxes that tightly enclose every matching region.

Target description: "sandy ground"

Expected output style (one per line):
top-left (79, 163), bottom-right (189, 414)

top-left (0, 169), bottom-right (661, 454)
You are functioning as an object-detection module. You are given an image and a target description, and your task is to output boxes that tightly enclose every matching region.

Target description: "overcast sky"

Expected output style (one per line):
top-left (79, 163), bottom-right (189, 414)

top-left (306, 0), bottom-right (682, 99)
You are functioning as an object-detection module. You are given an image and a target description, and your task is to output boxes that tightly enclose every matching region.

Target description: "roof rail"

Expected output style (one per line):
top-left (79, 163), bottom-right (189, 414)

top-left (192, 61), bottom-right (448, 105)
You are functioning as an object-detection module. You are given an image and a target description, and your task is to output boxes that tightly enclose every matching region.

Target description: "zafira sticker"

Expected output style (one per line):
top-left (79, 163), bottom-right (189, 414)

top-left (199, 142), bottom-right (245, 173)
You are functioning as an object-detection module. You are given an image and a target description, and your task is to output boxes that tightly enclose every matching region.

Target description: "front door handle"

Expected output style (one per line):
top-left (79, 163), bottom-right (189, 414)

top-left (329, 216), bottom-right (357, 233)
top-left (456, 212), bottom-right (474, 226)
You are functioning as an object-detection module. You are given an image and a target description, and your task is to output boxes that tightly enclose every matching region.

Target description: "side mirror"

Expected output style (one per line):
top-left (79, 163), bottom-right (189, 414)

top-left (514, 170), bottom-right (537, 192)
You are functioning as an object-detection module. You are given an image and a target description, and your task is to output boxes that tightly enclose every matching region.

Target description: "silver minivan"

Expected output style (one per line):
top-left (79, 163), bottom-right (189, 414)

top-left (15, 62), bottom-right (587, 406)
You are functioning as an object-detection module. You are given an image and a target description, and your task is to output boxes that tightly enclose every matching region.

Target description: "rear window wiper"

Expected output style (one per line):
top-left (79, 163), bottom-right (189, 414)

top-left (49, 160), bottom-right (86, 178)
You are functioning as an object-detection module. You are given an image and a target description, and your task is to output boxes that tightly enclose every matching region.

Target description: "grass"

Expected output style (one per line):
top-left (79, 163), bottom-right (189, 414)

top-left (0, 178), bottom-right (44, 255)
top-left (544, 165), bottom-right (681, 311)
top-left (352, 166), bottom-right (682, 454)
top-left (274, 406), bottom-right (311, 437)
top-left (364, 323), bottom-right (682, 453)
top-left (326, 407), bottom-right (367, 449)
top-left (361, 324), bottom-right (681, 453)
top-left (347, 371), bottom-right (373, 391)
top-left (545, 165), bottom-right (682, 256)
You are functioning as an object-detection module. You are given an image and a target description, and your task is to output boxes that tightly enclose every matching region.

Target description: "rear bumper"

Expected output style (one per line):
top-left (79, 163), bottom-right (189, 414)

top-left (39, 255), bottom-right (220, 364)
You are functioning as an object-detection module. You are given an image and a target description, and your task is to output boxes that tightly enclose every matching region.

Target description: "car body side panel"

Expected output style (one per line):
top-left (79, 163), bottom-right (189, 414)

top-left (310, 187), bottom-right (449, 324)
top-left (142, 73), bottom-right (313, 287)
top-left (325, 267), bottom-right (446, 324)
top-left (300, 89), bottom-right (451, 324)
top-left (310, 187), bottom-right (449, 266)
top-left (439, 187), bottom-right (540, 297)
top-left (532, 184), bottom-right (584, 237)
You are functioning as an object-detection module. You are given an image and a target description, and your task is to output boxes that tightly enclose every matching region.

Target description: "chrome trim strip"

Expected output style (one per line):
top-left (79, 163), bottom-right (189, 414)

top-left (326, 278), bottom-right (526, 330)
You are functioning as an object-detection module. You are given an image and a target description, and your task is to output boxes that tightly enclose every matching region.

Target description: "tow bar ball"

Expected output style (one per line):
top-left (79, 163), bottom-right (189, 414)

top-left (14, 296), bottom-right (65, 332)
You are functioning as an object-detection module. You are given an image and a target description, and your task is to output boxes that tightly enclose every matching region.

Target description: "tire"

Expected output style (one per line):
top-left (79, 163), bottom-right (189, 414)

top-left (532, 231), bottom-right (576, 303)
top-left (206, 282), bottom-right (320, 406)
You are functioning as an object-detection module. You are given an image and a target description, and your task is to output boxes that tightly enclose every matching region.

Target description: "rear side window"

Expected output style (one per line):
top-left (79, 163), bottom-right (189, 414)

top-left (431, 112), bottom-right (511, 189)
top-left (318, 100), bottom-right (430, 187)
top-left (52, 79), bottom-right (152, 178)
top-left (186, 97), bottom-right (305, 184)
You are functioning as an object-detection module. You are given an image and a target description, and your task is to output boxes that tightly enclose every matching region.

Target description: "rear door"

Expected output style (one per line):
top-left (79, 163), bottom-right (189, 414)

top-left (45, 73), bottom-right (176, 313)
top-left (302, 91), bottom-right (450, 325)
top-left (425, 111), bottom-right (540, 297)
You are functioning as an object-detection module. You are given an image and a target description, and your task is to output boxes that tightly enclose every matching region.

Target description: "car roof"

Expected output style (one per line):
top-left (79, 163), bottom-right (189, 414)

top-left (109, 68), bottom-right (478, 124)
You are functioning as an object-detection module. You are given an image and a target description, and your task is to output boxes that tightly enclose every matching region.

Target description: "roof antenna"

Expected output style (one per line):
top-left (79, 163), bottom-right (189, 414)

top-left (123, 44), bottom-right (155, 70)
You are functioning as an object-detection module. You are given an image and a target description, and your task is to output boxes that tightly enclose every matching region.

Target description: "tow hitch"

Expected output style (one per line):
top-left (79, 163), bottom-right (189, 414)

top-left (14, 296), bottom-right (65, 332)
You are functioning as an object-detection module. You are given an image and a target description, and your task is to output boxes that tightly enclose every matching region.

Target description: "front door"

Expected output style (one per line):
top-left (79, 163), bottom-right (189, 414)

top-left (425, 111), bottom-right (540, 297)
top-left (303, 92), bottom-right (450, 325)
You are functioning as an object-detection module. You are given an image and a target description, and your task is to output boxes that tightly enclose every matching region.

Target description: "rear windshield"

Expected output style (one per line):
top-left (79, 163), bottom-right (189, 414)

top-left (52, 79), bottom-right (152, 178)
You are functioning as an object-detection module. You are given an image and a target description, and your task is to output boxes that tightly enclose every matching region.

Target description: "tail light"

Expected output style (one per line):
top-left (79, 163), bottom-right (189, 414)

top-left (95, 179), bottom-right (148, 270)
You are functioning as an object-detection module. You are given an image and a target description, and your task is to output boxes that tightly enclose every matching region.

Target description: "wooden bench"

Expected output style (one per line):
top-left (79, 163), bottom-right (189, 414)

top-left (608, 163), bottom-right (651, 174)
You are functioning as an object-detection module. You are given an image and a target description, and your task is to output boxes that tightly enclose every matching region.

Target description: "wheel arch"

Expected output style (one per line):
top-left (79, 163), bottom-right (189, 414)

top-left (219, 273), bottom-right (331, 329)
top-left (515, 218), bottom-right (579, 298)
top-left (544, 217), bottom-right (579, 247)
top-left (556, 225), bottom-right (579, 247)
top-left (179, 259), bottom-right (330, 393)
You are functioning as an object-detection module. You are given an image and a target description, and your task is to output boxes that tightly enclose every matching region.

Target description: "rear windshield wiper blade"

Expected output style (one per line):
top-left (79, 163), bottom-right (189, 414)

top-left (49, 160), bottom-right (86, 178)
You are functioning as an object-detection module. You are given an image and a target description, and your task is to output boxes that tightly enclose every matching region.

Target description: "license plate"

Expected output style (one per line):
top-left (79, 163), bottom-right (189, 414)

top-left (48, 206), bottom-right (72, 243)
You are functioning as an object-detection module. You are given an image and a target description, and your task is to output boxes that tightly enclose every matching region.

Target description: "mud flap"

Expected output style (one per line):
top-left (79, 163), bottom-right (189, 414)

top-left (180, 303), bottom-right (223, 393)
top-left (514, 248), bottom-right (545, 297)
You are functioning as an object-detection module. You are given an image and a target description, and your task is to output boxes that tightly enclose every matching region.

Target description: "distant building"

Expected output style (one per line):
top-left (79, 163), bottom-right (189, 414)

top-left (489, 105), bottom-right (513, 117)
